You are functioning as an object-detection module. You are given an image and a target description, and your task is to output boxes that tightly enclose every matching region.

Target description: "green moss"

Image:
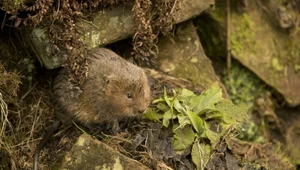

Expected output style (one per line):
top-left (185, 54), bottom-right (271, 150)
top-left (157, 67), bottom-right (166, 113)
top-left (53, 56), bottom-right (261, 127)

top-left (231, 13), bottom-right (255, 57)
top-left (295, 64), bottom-right (300, 72)
top-left (271, 58), bottom-right (284, 72)
top-left (223, 62), bottom-right (265, 106)
top-left (211, 3), bottom-right (226, 24)
top-left (173, 60), bottom-right (216, 89)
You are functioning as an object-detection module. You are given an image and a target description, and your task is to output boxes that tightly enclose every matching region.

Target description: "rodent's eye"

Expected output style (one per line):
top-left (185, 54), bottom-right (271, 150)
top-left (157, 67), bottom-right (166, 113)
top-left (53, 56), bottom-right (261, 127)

top-left (127, 93), bottom-right (132, 99)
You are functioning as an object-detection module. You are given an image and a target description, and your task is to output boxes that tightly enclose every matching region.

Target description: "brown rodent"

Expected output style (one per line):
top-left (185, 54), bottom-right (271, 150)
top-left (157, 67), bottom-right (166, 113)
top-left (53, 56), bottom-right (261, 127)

top-left (34, 47), bottom-right (151, 170)
top-left (54, 47), bottom-right (151, 129)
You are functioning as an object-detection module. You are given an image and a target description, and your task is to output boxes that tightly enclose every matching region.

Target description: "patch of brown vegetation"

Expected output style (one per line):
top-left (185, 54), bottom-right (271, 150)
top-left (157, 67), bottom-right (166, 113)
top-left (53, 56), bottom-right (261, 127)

top-left (1, 0), bottom-right (179, 84)
top-left (0, 77), bottom-right (54, 169)
top-left (229, 138), bottom-right (294, 169)
top-left (132, 0), bottom-right (179, 66)
top-left (251, 92), bottom-right (300, 166)
top-left (0, 0), bottom-right (181, 165)
top-left (0, 39), bottom-right (55, 169)
top-left (0, 63), bottom-right (21, 103)
top-left (276, 106), bottom-right (300, 165)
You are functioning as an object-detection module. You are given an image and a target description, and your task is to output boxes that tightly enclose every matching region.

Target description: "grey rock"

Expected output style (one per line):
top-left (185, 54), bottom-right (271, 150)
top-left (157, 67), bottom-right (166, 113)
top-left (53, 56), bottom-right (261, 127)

top-left (59, 133), bottom-right (150, 170)
top-left (29, 0), bottom-right (215, 69)
top-left (156, 20), bottom-right (228, 97)
top-left (205, 0), bottom-right (300, 106)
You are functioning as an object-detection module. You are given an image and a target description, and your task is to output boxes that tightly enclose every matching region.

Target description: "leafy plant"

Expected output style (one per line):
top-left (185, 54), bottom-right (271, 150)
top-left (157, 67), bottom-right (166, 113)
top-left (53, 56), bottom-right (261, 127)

top-left (143, 84), bottom-right (248, 170)
top-left (223, 62), bottom-right (265, 106)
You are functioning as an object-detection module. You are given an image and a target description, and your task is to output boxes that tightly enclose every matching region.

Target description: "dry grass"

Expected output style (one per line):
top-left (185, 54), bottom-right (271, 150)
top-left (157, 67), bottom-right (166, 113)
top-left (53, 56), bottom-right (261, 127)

top-left (0, 88), bottom-right (54, 170)
top-left (0, 61), bottom-right (55, 169)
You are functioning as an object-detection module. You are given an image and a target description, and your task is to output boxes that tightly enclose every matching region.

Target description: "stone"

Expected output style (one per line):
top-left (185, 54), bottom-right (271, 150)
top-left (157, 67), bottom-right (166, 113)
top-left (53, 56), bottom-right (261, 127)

top-left (29, 0), bottom-right (215, 69)
top-left (198, 0), bottom-right (300, 106)
top-left (59, 133), bottom-right (150, 170)
top-left (156, 20), bottom-right (228, 96)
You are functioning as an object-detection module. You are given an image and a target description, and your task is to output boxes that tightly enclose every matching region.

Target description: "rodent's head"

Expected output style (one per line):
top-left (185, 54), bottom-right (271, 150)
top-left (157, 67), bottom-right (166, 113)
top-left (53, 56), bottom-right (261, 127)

top-left (105, 71), bottom-right (151, 118)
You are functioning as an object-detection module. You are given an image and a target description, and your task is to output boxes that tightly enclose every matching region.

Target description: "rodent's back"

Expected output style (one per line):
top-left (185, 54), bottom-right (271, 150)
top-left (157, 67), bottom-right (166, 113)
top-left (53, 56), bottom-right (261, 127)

top-left (54, 48), bottom-right (151, 125)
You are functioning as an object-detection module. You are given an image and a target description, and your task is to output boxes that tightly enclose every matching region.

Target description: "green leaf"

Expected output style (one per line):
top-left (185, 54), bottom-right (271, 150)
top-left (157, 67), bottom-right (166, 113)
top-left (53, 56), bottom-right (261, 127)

top-left (173, 98), bottom-right (186, 114)
top-left (142, 108), bottom-right (163, 122)
top-left (190, 84), bottom-right (223, 115)
top-left (174, 114), bottom-right (191, 131)
top-left (215, 99), bottom-right (248, 125)
top-left (162, 109), bottom-right (174, 127)
top-left (220, 122), bottom-right (232, 135)
top-left (164, 87), bottom-right (172, 107)
top-left (204, 110), bottom-right (223, 120)
top-left (204, 122), bottom-right (221, 149)
top-left (177, 88), bottom-right (196, 104)
top-left (173, 124), bottom-right (195, 151)
top-left (191, 140), bottom-right (211, 170)
top-left (156, 103), bottom-right (170, 112)
top-left (180, 88), bottom-right (196, 97)
top-left (225, 135), bottom-right (233, 150)
top-left (186, 110), bottom-right (204, 134)
top-left (152, 97), bottom-right (164, 104)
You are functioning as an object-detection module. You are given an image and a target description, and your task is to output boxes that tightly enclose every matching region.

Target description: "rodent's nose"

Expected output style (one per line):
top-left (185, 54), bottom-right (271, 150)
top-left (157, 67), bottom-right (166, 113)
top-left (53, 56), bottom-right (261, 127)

top-left (138, 109), bottom-right (146, 114)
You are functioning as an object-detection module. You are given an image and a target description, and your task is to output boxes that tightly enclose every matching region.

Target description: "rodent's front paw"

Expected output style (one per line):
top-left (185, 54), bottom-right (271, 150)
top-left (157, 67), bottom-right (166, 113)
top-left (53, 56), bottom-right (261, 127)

top-left (110, 120), bottom-right (121, 134)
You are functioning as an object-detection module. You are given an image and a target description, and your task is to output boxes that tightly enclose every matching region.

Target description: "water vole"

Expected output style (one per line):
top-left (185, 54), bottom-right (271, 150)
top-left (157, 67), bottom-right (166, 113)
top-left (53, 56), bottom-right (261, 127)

top-left (34, 47), bottom-right (151, 170)
top-left (54, 47), bottom-right (151, 129)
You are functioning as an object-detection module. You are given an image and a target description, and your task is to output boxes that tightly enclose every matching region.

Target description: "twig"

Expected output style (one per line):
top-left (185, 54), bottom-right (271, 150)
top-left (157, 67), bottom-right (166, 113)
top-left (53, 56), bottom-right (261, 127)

top-left (21, 82), bottom-right (38, 101)
top-left (226, 0), bottom-right (231, 78)
top-left (80, 19), bottom-right (100, 30)
top-left (0, 93), bottom-right (14, 143)
top-left (1, 13), bottom-right (6, 31)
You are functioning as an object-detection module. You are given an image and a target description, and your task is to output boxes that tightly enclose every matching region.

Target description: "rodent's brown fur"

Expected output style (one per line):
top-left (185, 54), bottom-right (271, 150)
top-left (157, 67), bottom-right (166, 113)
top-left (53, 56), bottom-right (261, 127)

top-left (34, 48), bottom-right (150, 170)
top-left (54, 47), bottom-right (151, 127)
